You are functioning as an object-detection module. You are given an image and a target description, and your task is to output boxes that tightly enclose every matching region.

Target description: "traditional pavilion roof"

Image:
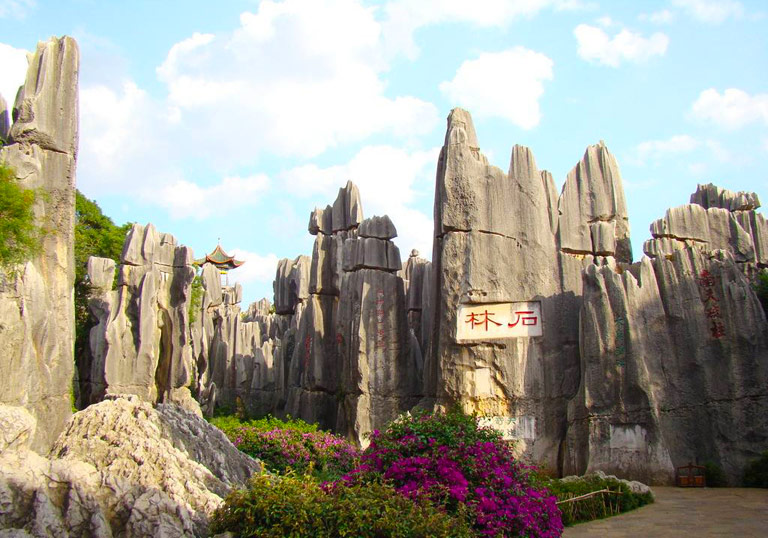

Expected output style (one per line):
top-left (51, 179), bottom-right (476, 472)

top-left (194, 244), bottom-right (244, 271)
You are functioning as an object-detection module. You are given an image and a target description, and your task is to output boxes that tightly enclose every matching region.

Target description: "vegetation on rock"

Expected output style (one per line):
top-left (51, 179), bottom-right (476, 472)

top-left (73, 190), bottom-right (130, 360)
top-left (336, 409), bottom-right (563, 537)
top-left (210, 414), bottom-right (360, 481)
top-left (755, 271), bottom-right (768, 315)
top-left (210, 473), bottom-right (473, 538)
top-left (0, 161), bottom-right (42, 269)
top-left (544, 474), bottom-right (654, 526)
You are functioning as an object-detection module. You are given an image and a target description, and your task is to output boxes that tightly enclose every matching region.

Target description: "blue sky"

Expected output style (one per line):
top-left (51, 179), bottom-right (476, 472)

top-left (1, 0), bottom-right (766, 305)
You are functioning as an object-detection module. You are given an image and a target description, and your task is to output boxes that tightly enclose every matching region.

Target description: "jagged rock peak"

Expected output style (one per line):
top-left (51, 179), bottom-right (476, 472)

top-left (0, 92), bottom-right (10, 142)
top-left (358, 215), bottom-right (397, 240)
top-left (690, 183), bottom-right (761, 212)
top-left (445, 107), bottom-right (479, 148)
top-left (9, 36), bottom-right (79, 154)
top-left (509, 144), bottom-right (539, 180)
top-left (332, 180), bottom-right (364, 232)
top-left (309, 181), bottom-right (364, 235)
top-left (558, 140), bottom-right (632, 262)
top-left (121, 222), bottom-right (194, 267)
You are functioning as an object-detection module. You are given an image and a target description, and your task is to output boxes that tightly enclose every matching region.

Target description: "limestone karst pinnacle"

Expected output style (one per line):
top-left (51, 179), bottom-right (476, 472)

top-left (0, 36), bottom-right (79, 451)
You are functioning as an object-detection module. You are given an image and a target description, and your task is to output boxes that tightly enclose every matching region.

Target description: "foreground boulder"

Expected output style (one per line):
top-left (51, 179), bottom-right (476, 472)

top-left (0, 396), bottom-right (260, 537)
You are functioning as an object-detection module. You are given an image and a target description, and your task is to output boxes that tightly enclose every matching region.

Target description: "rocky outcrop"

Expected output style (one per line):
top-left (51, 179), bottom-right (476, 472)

top-left (273, 256), bottom-right (310, 315)
top-left (558, 141), bottom-right (631, 262)
top-left (0, 37), bottom-right (79, 452)
top-left (0, 93), bottom-right (10, 142)
top-left (566, 246), bottom-right (768, 483)
top-left (0, 397), bottom-right (260, 537)
top-left (82, 224), bottom-right (197, 409)
top-left (337, 217), bottom-right (419, 443)
top-left (425, 108), bottom-right (767, 483)
top-left (427, 108), bottom-right (593, 470)
top-left (644, 184), bottom-right (767, 266)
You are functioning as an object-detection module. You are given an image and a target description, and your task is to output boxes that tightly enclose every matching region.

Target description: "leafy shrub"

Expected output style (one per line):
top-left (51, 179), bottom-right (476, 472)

top-left (187, 275), bottom-right (203, 323)
top-left (546, 474), bottom-right (654, 526)
top-left (0, 161), bottom-right (42, 269)
top-left (704, 461), bottom-right (728, 487)
top-left (743, 451), bottom-right (768, 488)
top-left (338, 409), bottom-right (563, 537)
top-left (211, 414), bottom-right (359, 480)
top-left (210, 473), bottom-right (473, 538)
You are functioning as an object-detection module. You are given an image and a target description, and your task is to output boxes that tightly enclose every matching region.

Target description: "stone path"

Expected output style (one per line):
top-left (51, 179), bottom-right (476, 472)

top-left (563, 487), bottom-right (768, 537)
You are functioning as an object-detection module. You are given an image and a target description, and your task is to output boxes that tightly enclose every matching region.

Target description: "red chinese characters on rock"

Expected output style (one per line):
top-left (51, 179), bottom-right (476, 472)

top-left (464, 309), bottom-right (539, 331)
top-left (508, 310), bottom-right (538, 328)
top-left (698, 270), bottom-right (725, 339)
top-left (465, 309), bottom-right (502, 331)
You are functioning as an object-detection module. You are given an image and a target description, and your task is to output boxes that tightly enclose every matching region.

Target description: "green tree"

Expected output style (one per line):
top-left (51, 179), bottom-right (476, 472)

top-left (0, 161), bottom-right (42, 268)
top-left (73, 191), bottom-right (131, 363)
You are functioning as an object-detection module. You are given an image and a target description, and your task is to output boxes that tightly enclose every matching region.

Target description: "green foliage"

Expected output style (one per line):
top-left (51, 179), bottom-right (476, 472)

top-left (743, 451), bottom-right (768, 487)
top-left (209, 473), bottom-right (473, 538)
top-left (0, 161), bottom-right (42, 269)
top-left (704, 461), bottom-right (728, 487)
top-left (210, 414), bottom-right (358, 481)
top-left (369, 406), bottom-right (505, 451)
top-left (545, 474), bottom-right (654, 526)
top-left (755, 271), bottom-right (768, 315)
top-left (209, 413), bottom-right (318, 434)
top-left (73, 190), bottom-right (130, 362)
top-left (188, 275), bottom-right (203, 323)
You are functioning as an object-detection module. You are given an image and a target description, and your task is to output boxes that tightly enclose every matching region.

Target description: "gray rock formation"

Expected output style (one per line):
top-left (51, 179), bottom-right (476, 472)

top-left (273, 255), bottom-right (310, 315)
top-left (0, 37), bottom-right (79, 452)
top-left (337, 217), bottom-right (419, 443)
top-left (0, 397), bottom-right (260, 537)
top-left (558, 141), bottom-right (632, 262)
top-left (644, 184), bottom-right (767, 265)
top-left (82, 224), bottom-right (197, 408)
top-left (0, 93), bottom-right (10, 142)
top-left (566, 246), bottom-right (768, 484)
top-left (427, 108), bottom-right (589, 471)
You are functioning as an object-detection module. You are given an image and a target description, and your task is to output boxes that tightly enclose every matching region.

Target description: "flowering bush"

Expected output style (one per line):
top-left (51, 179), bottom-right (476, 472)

top-left (210, 473), bottom-right (474, 537)
top-left (338, 409), bottom-right (563, 537)
top-left (210, 414), bottom-right (360, 480)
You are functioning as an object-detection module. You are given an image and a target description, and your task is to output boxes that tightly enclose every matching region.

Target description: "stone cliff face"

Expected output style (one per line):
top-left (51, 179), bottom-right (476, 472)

top-left (426, 108), bottom-right (768, 482)
top-left (0, 37), bottom-right (79, 452)
top-left (427, 108), bottom-right (622, 470)
top-left (83, 224), bottom-right (198, 411)
top-left (566, 188), bottom-right (768, 483)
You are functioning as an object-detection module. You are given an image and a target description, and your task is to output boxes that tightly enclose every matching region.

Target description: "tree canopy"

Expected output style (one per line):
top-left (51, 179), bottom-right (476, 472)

top-left (74, 190), bottom-right (131, 356)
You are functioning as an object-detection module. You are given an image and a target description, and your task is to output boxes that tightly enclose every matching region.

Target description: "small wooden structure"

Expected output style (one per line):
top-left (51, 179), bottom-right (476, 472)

top-left (194, 243), bottom-right (244, 286)
top-left (676, 463), bottom-right (706, 487)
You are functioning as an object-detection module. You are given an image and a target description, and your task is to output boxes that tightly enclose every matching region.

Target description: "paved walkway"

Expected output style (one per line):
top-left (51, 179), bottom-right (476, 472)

top-left (563, 487), bottom-right (768, 537)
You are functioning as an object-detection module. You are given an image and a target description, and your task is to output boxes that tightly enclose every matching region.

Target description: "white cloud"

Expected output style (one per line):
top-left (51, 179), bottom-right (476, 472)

top-left (634, 134), bottom-right (700, 164)
top-left (0, 42), bottom-right (29, 111)
top-left (79, 81), bottom-right (150, 177)
top-left (439, 47), bottom-right (554, 129)
top-left (228, 250), bottom-right (280, 287)
top-left (671, 0), bottom-right (744, 24)
top-left (641, 9), bottom-right (675, 24)
top-left (691, 88), bottom-right (768, 129)
top-left (382, 0), bottom-right (593, 58)
top-left (574, 24), bottom-right (669, 67)
top-left (0, 0), bottom-right (35, 19)
top-left (152, 174), bottom-right (270, 219)
top-left (281, 144), bottom-right (439, 256)
top-left (155, 0), bottom-right (439, 160)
